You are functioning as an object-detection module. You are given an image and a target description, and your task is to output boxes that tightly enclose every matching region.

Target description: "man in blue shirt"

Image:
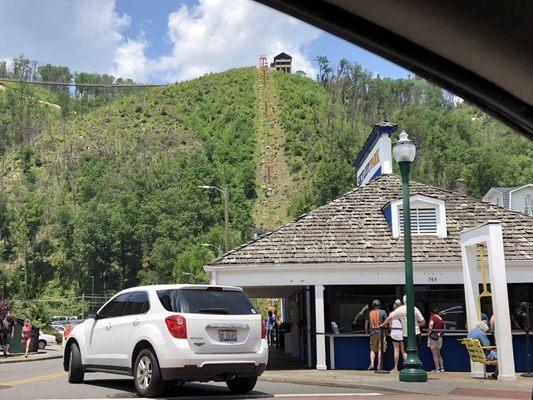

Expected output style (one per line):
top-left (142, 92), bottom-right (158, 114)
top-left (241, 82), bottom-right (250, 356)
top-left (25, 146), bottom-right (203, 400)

top-left (467, 321), bottom-right (497, 360)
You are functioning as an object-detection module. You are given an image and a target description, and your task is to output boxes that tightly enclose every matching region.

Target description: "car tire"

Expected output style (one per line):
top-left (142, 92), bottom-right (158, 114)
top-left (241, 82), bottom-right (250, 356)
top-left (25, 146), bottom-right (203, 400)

top-left (68, 343), bottom-right (84, 383)
top-left (226, 376), bottom-right (257, 394)
top-left (38, 340), bottom-right (47, 350)
top-left (133, 348), bottom-right (165, 398)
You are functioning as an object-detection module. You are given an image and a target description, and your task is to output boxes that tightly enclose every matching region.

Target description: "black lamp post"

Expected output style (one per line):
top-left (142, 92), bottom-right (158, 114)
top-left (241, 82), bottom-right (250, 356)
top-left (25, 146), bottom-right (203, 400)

top-left (393, 131), bottom-right (427, 382)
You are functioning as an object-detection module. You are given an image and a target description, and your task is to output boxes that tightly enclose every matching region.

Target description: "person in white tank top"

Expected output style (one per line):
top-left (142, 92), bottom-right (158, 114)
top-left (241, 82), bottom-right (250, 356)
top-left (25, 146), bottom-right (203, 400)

top-left (389, 300), bottom-right (406, 371)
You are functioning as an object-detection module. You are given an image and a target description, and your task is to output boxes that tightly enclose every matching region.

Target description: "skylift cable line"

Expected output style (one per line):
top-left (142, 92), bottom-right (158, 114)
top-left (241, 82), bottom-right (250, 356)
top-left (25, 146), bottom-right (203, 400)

top-left (0, 77), bottom-right (165, 88)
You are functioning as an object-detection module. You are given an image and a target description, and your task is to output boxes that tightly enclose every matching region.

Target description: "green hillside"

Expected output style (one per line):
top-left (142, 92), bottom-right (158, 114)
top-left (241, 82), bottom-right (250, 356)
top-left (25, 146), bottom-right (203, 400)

top-left (0, 64), bottom-right (531, 316)
top-left (0, 68), bottom-right (260, 305)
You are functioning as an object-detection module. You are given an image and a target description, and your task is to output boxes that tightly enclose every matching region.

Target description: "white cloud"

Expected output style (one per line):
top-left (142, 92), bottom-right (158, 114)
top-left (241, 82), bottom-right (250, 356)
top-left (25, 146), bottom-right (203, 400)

top-left (0, 0), bottom-right (321, 83)
top-left (149, 0), bottom-right (320, 82)
top-left (0, 0), bottom-right (131, 76)
top-left (113, 39), bottom-right (149, 82)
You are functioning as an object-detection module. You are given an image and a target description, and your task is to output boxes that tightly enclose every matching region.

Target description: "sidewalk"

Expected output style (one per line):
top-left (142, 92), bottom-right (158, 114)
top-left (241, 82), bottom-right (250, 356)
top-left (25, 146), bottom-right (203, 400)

top-left (259, 369), bottom-right (533, 399)
top-left (0, 344), bottom-right (63, 364)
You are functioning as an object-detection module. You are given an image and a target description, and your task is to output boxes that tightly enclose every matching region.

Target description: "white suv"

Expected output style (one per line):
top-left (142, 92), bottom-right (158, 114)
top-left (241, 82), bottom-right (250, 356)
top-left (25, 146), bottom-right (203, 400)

top-left (63, 284), bottom-right (268, 397)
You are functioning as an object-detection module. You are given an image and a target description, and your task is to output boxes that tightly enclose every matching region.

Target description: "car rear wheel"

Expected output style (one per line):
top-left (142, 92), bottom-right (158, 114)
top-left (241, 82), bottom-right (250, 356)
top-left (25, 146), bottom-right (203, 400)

top-left (226, 376), bottom-right (257, 394)
top-left (67, 343), bottom-right (84, 383)
top-left (133, 349), bottom-right (165, 398)
top-left (38, 340), bottom-right (47, 350)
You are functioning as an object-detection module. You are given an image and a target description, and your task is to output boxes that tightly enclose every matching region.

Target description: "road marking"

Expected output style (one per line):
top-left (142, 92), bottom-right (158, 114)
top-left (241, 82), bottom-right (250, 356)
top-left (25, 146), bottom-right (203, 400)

top-left (274, 394), bottom-right (383, 397)
top-left (0, 371), bottom-right (66, 387)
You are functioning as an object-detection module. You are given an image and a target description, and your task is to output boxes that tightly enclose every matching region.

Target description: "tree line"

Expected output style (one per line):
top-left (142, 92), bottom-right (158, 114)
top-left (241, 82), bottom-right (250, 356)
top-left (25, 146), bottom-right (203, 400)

top-left (274, 57), bottom-right (532, 216)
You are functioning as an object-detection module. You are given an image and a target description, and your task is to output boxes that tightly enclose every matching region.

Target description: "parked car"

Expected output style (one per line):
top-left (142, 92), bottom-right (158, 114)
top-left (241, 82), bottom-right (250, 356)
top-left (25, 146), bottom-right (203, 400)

top-left (51, 316), bottom-right (68, 324)
top-left (51, 324), bottom-right (65, 334)
top-left (38, 330), bottom-right (57, 349)
top-left (63, 284), bottom-right (268, 397)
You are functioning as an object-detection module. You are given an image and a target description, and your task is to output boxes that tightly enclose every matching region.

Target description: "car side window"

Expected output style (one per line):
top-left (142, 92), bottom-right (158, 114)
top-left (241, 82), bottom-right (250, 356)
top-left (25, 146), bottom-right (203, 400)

top-left (99, 293), bottom-right (130, 319)
top-left (123, 292), bottom-right (150, 316)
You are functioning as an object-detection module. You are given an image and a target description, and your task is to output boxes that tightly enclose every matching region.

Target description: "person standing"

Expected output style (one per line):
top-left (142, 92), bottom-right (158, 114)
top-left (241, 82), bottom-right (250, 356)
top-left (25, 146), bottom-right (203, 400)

top-left (21, 319), bottom-right (32, 358)
top-left (389, 299), bottom-right (406, 371)
top-left (266, 310), bottom-right (276, 346)
top-left (1, 313), bottom-right (15, 357)
top-left (365, 299), bottom-right (387, 370)
top-left (428, 308), bottom-right (445, 371)
top-left (382, 295), bottom-right (425, 356)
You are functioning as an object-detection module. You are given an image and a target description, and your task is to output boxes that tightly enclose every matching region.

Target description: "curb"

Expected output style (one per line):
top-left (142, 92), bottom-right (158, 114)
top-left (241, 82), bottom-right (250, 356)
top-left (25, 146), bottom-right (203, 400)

top-left (258, 375), bottom-right (419, 395)
top-left (0, 353), bottom-right (63, 364)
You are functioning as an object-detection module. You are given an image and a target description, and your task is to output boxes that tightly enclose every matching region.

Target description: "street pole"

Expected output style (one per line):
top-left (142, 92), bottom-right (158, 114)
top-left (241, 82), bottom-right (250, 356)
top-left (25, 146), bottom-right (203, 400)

top-left (398, 161), bottom-right (427, 382)
top-left (201, 243), bottom-right (223, 258)
top-left (224, 187), bottom-right (230, 253)
top-left (90, 275), bottom-right (95, 312)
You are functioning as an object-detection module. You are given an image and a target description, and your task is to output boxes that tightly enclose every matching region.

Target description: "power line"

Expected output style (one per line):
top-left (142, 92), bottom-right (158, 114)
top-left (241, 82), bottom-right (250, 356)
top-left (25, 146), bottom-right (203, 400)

top-left (0, 78), bottom-right (166, 88)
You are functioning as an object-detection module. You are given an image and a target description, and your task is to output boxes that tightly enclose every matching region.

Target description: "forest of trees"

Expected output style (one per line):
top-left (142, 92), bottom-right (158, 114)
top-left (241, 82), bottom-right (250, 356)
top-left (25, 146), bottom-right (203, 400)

top-left (0, 55), bottom-right (531, 324)
top-left (275, 56), bottom-right (532, 215)
top-left (0, 54), bottom-right (142, 114)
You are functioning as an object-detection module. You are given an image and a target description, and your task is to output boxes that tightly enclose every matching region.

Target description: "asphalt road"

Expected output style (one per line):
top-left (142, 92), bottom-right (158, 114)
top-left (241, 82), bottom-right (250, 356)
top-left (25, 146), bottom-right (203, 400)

top-left (0, 358), bottom-right (386, 400)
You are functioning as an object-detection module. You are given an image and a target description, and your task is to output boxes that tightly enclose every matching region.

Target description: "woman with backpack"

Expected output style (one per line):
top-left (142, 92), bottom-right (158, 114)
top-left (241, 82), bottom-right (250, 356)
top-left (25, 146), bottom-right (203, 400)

top-left (428, 308), bottom-right (444, 372)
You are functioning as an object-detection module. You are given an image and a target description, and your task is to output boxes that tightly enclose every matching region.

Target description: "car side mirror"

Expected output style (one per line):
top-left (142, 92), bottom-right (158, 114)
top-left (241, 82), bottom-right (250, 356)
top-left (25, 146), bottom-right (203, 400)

top-left (87, 312), bottom-right (102, 320)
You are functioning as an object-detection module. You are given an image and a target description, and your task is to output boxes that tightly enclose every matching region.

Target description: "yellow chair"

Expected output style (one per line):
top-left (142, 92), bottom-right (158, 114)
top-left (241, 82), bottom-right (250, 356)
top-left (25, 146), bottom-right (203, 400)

top-left (459, 338), bottom-right (497, 378)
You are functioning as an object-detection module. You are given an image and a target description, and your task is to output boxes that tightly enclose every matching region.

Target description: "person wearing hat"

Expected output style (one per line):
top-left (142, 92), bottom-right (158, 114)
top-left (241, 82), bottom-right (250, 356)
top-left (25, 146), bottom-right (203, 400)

top-left (365, 299), bottom-right (387, 370)
top-left (382, 295), bottom-right (425, 358)
top-left (389, 299), bottom-right (406, 371)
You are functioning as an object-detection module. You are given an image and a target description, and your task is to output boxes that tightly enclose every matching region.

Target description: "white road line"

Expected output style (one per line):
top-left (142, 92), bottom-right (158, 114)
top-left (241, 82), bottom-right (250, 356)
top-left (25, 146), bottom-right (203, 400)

top-left (274, 394), bottom-right (383, 397)
top-left (275, 394), bottom-right (383, 397)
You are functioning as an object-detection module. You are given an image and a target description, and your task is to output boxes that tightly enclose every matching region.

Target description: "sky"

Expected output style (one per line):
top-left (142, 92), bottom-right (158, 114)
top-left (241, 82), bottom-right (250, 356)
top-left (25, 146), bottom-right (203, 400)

top-left (0, 0), bottom-right (409, 84)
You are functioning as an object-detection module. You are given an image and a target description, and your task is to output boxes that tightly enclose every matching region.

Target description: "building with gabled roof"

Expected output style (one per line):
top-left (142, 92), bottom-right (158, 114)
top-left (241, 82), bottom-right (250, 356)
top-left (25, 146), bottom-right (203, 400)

top-left (204, 122), bottom-right (533, 373)
top-left (483, 184), bottom-right (533, 216)
top-left (270, 52), bottom-right (292, 73)
top-left (210, 174), bottom-right (532, 267)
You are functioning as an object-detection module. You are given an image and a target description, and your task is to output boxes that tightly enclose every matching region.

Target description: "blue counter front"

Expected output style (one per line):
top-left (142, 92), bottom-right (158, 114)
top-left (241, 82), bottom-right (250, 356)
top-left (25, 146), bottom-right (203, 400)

top-left (326, 333), bottom-right (533, 372)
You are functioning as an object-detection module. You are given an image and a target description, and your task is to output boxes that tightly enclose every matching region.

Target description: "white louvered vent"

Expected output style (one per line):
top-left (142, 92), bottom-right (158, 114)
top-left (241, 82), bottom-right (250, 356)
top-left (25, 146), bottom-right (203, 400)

top-left (399, 208), bottom-right (438, 235)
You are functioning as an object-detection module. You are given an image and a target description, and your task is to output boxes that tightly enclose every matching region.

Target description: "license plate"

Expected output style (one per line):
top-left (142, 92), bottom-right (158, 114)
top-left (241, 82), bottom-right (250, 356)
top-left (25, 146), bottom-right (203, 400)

top-left (218, 329), bottom-right (237, 342)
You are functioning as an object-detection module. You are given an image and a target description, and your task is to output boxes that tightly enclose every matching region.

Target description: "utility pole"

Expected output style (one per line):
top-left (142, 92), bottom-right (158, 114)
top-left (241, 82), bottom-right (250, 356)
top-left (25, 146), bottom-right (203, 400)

top-left (90, 275), bottom-right (95, 311)
top-left (224, 187), bottom-right (230, 252)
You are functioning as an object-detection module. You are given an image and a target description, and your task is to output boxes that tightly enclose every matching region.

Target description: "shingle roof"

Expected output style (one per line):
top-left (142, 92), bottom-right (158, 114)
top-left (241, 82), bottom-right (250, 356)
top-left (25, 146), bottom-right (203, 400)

top-left (273, 52), bottom-right (292, 61)
top-left (211, 174), bottom-right (533, 265)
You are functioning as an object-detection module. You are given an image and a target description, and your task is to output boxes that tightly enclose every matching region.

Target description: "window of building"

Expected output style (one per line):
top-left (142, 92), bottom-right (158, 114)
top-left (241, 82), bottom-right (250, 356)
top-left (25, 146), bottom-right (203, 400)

top-left (399, 208), bottom-right (438, 234)
top-left (388, 195), bottom-right (447, 238)
top-left (524, 193), bottom-right (533, 216)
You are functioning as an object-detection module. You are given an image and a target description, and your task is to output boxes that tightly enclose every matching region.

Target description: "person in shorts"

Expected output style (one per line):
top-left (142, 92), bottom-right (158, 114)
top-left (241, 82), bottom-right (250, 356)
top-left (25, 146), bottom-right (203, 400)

top-left (365, 299), bottom-right (387, 370)
top-left (382, 295), bottom-right (425, 355)
top-left (1, 313), bottom-right (16, 357)
top-left (389, 299), bottom-right (405, 371)
top-left (427, 308), bottom-right (444, 371)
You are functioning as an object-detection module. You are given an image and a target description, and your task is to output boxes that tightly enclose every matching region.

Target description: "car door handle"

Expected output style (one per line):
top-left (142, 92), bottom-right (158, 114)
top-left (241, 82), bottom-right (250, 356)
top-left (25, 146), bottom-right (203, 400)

top-left (106, 325), bottom-right (112, 331)
top-left (133, 321), bottom-right (140, 326)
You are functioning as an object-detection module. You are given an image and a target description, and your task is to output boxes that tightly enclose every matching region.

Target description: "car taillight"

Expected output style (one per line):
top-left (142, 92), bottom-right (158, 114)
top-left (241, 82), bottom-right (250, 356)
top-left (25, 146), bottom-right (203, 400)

top-left (261, 318), bottom-right (266, 339)
top-left (165, 315), bottom-right (187, 339)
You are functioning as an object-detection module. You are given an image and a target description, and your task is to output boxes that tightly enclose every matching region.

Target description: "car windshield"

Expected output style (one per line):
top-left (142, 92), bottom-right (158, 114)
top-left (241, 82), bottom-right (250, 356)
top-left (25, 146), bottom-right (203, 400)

top-left (157, 289), bottom-right (257, 315)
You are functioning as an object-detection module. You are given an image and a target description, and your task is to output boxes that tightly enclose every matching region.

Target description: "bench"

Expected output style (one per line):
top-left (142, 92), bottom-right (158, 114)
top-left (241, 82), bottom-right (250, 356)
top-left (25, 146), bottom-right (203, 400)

top-left (459, 338), bottom-right (497, 378)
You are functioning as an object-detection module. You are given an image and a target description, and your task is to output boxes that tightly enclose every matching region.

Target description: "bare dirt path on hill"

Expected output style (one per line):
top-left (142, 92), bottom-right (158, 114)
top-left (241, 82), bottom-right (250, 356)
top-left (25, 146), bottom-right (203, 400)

top-left (252, 70), bottom-right (293, 230)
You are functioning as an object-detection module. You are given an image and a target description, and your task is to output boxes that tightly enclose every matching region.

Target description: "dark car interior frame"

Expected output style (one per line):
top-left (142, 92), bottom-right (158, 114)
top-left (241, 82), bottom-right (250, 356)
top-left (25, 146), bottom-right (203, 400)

top-left (255, 0), bottom-right (533, 140)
